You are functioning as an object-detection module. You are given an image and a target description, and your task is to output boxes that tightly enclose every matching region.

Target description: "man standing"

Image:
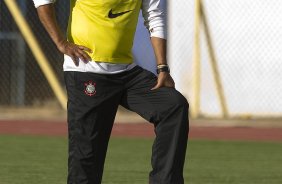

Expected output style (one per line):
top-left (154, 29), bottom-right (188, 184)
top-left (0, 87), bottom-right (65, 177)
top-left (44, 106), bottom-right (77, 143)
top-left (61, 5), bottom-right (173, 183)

top-left (33, 0), bottom-right (189, 183)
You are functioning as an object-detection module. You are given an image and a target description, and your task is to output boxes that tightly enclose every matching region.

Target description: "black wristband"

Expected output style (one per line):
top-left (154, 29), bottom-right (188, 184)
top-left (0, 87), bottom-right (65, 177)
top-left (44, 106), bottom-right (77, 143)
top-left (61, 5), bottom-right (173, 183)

top-left (157, 66), bottom-right (170, 74)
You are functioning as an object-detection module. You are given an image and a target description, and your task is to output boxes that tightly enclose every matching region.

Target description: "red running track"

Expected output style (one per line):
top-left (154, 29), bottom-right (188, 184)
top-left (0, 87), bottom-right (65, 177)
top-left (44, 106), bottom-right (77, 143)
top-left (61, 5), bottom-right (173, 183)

top-left (1, 120), bottom-right (282, 142)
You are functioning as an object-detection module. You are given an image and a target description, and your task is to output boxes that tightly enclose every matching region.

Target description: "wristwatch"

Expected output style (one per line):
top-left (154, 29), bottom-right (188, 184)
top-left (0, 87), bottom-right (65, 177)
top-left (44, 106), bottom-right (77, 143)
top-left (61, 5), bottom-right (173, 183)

top-left (156, 64), bottom-right (170, 74)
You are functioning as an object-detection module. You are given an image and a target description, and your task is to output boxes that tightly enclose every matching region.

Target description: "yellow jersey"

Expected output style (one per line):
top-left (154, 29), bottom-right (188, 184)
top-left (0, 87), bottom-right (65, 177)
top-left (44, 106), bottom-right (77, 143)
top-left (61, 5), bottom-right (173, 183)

top-left (68, 0), bottom-right (142, 64)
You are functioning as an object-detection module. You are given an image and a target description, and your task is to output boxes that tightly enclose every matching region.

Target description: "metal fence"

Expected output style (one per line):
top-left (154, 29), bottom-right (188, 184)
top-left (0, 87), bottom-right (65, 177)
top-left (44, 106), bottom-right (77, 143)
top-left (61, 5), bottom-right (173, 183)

top-left (169, 0), bottom-right (282, 118)
top-left (1, 0), bottom-right (282, 118)
top-left (0, 0), bottom-right (68, 108)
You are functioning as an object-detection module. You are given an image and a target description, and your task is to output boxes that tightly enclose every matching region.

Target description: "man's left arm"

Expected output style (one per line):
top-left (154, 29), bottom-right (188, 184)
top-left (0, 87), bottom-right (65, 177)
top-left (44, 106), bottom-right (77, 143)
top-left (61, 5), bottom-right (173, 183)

top-left (150, 37), bottom-right (175, 90)
top-left (142, 0), bottom-right (175, 90)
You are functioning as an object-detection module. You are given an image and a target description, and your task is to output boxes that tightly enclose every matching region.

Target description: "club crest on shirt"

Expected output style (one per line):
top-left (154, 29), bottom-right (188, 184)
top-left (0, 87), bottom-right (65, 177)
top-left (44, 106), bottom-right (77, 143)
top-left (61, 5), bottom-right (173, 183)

top-left (84, 81), bottom-right (96, 96)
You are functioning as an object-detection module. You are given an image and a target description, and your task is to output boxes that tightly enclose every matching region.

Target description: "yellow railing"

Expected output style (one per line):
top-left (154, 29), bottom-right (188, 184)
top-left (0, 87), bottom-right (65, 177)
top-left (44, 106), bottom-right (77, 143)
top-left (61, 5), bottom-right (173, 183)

top-left (192, 0), bottom-right (229, 118)
top-left (4, 0), bottom-right (67, 110)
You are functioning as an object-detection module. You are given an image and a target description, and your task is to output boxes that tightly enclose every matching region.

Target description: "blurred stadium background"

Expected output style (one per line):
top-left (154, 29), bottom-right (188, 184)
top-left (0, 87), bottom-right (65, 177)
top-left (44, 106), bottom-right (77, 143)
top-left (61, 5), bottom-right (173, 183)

top-left (1, 0), bottom-right (282, 120)
top-left (169, 0), bottom-right (282, 119)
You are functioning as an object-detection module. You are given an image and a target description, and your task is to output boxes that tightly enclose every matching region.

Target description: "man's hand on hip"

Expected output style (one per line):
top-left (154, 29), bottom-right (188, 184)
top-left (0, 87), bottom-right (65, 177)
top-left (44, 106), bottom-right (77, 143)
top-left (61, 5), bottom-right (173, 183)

top-left (151, 72), bottom-right (175, 90)
top-left (57, 40), bottom-right (92, 66)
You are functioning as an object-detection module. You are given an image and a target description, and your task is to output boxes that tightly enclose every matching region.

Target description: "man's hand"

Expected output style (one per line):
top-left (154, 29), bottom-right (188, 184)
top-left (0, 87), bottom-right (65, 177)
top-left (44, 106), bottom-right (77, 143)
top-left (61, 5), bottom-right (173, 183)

top-left (151, 72), bottom-right (175, 90)
top-left (57, 40), bottom-right (92, 66)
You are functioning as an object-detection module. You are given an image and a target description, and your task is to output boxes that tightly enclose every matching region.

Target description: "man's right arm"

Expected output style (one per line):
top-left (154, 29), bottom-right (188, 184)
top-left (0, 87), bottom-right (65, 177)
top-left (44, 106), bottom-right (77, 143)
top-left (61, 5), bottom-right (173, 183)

top-left (33, 1), bottom-right (92, 65)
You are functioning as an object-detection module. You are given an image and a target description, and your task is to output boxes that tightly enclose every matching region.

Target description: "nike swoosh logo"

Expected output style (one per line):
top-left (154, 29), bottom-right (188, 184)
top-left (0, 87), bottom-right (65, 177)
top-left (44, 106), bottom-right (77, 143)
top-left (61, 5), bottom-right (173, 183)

top-left (108, 9), bottom-right (132, 18)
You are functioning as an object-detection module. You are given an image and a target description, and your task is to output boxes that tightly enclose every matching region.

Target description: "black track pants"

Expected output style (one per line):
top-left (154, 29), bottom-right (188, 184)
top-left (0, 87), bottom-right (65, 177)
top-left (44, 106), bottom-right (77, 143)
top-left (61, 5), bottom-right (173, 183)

top-left (64, 66), bottom-right (189, 184)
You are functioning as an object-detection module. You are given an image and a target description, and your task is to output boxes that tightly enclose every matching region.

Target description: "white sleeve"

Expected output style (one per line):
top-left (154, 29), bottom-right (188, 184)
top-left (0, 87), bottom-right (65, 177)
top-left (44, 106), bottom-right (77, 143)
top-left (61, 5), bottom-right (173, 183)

top-left (33, 0), bottom-right (56, 8)
top-left (142, 0), bottom-right (167, 39)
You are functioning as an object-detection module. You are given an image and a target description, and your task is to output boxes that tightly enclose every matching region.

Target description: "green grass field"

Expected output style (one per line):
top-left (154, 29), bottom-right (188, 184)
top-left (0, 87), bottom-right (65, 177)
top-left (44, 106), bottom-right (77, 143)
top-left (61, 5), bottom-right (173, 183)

top-left (0, 135), bottom-right (282, 184)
